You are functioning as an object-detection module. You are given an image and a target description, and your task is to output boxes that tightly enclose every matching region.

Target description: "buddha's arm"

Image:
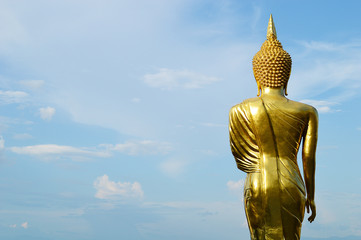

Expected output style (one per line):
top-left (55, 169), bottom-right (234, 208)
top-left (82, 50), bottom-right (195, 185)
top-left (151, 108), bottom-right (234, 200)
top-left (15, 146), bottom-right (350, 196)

top-left (302, 107), bottom-right (318, 222)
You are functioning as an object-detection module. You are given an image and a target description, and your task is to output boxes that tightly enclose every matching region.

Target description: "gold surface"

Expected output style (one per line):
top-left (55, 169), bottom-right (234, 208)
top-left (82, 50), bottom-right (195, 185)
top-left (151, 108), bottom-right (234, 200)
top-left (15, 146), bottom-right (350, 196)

top-left (253, 14), bottom-right (292, 96)
top-left (229, 15), bottom-right (318, 240)
top-left (267, 14), bottom-right (277, 38)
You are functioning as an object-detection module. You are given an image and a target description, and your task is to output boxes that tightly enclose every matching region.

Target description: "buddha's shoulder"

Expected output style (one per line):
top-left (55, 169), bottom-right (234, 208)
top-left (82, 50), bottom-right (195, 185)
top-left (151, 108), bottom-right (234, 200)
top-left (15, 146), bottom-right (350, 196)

top-left (232, 97), bottom-right (261, 109)
top-left (287, 99), bottom-right (318, 115)
top-left (230, 97), bottom-right (261, 112)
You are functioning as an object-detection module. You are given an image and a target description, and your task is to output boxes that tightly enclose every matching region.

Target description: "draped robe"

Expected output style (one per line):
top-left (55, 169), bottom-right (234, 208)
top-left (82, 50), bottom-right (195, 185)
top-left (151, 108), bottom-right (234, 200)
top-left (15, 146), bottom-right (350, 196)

top-left (229, 97), bottom-right (308, 240)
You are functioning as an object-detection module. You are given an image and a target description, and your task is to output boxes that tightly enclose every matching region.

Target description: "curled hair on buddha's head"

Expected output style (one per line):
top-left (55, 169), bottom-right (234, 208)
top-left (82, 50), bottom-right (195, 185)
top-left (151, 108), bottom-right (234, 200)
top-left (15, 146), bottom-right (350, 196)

top-left (252, 14), bottom-right (292, 96)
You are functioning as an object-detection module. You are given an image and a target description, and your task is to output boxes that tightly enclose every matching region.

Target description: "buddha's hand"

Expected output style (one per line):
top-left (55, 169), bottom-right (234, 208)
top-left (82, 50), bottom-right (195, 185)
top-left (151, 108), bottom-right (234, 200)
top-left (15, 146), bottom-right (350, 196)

top-left (306, 198), bottom-right (316, 223)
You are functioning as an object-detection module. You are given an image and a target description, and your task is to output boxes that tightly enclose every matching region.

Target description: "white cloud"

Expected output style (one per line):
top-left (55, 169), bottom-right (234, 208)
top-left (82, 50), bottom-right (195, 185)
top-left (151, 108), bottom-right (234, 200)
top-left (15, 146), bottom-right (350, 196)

top-left (39, 107), bottom-right (56, 121)
top-left (291, 40), bottom-right (361, 101)
top-left (227, 179), bottom-right (244, 195)
top-left (94, 174), bottom-right (144, 200)
top-left (9, 224), bottom-right (16, 228)
top-left (10, 140), bottom-right (172, 160)
top-left (0, 116), bottom-right (33, 126)
top-left (0, 136), bottom-right (4, 150)
top-left (19, 80), bottom-right (44, 90)
top-left (21, 222), bottom-right (28, 229)
top-left (0, 90), bottom-right (28, 104)
top-left (12, 133), bottom-right (32, 140)
top-left (300, 40), bottom-right (361, 53)
top-left (131, 97), bottom-right (141, 103)
top-left (300, 41), bottom-right (344, 52)
top-left (0, 4), bottom-right (27, 51)
top-left (159, 158), bottom-right (188, 177)
top-left (111, 140), bottom-right (172, 155)
top-left (0, 116), bottom-right (33, 133)
top-left (200, 149), bottom-right (217, 156)
top-left (10, 144), bottom-right (111, 159)
top-left (144, 68), bottom-right (220, 90)
top-left (201, 122), bottom-right (227, 128)
top-left (300, 99), bottom-right (339, 113)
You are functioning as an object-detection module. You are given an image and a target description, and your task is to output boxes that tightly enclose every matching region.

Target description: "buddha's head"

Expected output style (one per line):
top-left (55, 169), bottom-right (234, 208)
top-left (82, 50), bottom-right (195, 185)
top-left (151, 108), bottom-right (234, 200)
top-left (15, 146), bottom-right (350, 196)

top-left (252, 15), bottom-right (292, 96)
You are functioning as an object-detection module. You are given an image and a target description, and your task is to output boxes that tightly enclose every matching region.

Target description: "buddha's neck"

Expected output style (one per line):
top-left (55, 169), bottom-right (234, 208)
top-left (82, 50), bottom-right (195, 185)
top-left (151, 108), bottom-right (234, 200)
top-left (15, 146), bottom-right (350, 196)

top-left (261, 87), bottom-right (285, 97)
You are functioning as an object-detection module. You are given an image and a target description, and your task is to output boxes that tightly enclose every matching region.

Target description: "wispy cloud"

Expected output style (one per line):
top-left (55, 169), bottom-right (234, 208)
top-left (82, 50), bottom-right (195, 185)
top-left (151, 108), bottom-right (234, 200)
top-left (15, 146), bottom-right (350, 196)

top-left (110, 140), bottom-right (172, 155)
top-left (291, 40), bottom-right (361, 101)
top-left (19, 80), bottom-right (44, 90)
top-left (300, 99), bottom-right (339, 113)
top-left (201, 122), bottom-right (227, 128)
top-left (21, 222), bottom-right (28, 229)
top-left (131, 97), bottom-right (141, 103)
top-left (10, 140), bottom-right (172, 160)
top-left (10, 144), bottom-right (111, 159)
top-left (0, 4), bottom-right (27, 50)
top-left (0, 136), bottom-right (4, 150)
top-left (9, 222), bottom-right (29, 229)
top-left (227, 179), bottom-right (244, 195)
top-left (159, 158), bottom-right (188, 177)
top-left (300, 41), bottom-right (344, 52)
top-left (0, 116), bottom-right (33, 133)
top-left (94, 174), bottom-right (144, 200)
top-left (39, 107), bottom-right (56, 121)
top-left (12, 133), bottom-right (33, 140)
top-left (144, 68), bottom-right (220, 90)
top-left (300, 40), bottom-right (361, 52)
top-left (0, 90), bottom-right (28, 104)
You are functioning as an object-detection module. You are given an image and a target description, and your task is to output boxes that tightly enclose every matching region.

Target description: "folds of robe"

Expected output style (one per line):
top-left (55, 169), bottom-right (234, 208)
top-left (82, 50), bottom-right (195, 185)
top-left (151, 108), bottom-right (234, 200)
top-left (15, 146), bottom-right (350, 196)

top-left (229, 98), bottom-right (307, 240)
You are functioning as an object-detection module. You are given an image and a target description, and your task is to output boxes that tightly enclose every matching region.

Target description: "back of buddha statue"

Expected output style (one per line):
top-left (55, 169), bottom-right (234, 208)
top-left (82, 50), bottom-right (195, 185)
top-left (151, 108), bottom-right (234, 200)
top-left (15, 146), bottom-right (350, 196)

top-left (229, 15), bottom-right (318, 240)
top-left (252, 96), bottom-right (316, 162)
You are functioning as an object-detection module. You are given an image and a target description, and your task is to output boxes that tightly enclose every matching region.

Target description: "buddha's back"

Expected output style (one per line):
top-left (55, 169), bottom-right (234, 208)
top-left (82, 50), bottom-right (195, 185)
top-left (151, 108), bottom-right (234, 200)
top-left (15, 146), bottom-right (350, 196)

top-left (229, 15), bottom-right (318, 240)
top-left (232, 96), bottom-right (316, 239)
top-left (249, 96), bottom-right (315, 161)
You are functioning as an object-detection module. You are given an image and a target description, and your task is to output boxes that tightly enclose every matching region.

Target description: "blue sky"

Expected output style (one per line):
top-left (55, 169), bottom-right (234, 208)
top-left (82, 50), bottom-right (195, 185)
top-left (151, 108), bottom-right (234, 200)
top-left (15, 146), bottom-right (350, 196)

top-left (0, 0), bottom-right (360, 239)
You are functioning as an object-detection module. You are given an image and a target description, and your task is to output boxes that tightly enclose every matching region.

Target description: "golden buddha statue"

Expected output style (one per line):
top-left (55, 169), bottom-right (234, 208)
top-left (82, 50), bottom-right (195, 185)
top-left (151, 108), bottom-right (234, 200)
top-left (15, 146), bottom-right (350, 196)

top-left (229, 15), bottom-right (318, 240)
